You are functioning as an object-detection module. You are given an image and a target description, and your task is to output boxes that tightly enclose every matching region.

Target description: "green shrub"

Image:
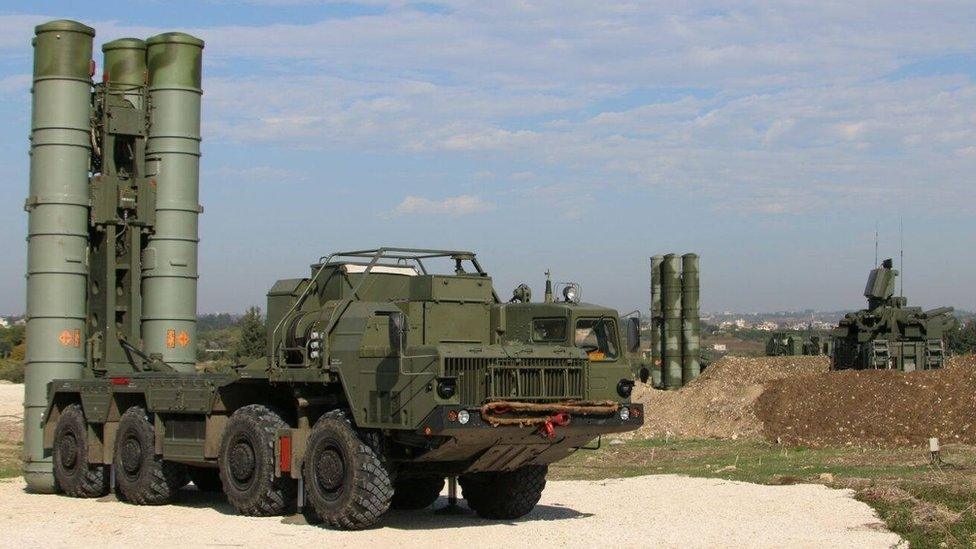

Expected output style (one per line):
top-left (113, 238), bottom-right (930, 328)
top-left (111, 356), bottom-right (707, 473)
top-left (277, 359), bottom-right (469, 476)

top-left (0, 359), bottom-right (25, 383)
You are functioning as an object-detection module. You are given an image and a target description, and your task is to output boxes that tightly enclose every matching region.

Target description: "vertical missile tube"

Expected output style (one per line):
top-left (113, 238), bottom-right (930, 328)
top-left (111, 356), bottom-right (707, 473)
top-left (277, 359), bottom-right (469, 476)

top-left (661, 254), bottom-right (682, 389)
top-left (23, 20), bottom-right (94, 493)
top-left (650, 255), bottom-right (663, 382)
top-left (142, 33), bottom-right (203, 371)
top-left (681, 253), bottom-right (701, 384)
top-left (103, 38), bottom-right (147, 107)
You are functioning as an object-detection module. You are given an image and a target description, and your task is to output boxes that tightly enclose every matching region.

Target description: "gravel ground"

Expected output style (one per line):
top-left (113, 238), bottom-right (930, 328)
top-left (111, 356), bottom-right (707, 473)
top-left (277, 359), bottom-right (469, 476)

top-left (0, 475), bottom-right (900, 548)
top-left (0, 382), bottom-right (901, 547)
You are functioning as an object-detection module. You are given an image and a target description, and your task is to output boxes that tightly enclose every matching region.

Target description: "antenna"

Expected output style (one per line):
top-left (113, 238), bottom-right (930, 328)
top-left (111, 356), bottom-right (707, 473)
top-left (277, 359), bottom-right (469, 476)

top-left (899, 217), bottom-right (904, 298)
top-left (874, 222), bottom-right (878, 266)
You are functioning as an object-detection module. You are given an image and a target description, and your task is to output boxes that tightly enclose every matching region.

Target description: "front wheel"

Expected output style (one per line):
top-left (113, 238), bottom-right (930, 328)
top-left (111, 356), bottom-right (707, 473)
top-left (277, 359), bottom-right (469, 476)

top-left (302, 411), bottom-right (393, 529)
top-left (460, 465), bottom-right (547, 519)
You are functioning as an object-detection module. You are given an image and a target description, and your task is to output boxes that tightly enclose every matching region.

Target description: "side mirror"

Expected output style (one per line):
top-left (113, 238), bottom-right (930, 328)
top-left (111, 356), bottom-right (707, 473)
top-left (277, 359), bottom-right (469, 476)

top-left (388, 312), bottom-right (408, 354)
top-left (626, 317), bottom-right (641, 353)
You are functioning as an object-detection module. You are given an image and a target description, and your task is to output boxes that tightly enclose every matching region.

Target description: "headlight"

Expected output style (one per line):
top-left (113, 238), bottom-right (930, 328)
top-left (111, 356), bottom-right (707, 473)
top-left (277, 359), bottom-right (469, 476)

top-left (619, 407), bottom-right (630, 421)
top-left (617, 379), bottom-right (634, 398)
top-left (436, 378), bottom-right (457, 399)
top-left (457, 410), bottom-right (470, 425)
top-left (562, 285), bottom-right (579, 303)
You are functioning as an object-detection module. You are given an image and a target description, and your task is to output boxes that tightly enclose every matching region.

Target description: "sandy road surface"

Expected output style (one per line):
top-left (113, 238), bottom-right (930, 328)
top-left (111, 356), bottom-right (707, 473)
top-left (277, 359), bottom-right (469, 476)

top-left (0, 383), bottom-right (900, 547)
top-left (0, 474), bottom-right (900, 548)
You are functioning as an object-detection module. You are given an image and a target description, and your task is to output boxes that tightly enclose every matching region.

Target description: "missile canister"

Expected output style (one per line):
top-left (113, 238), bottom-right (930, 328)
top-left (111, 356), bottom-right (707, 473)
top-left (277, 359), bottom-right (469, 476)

top-left (142, 33), bottom-right (203, 371)
top-left (103, 38), bottom-right (147, 105)
top-left (88, 39), bottom-right (149, 372)
top-left (23, 20), bottom-right (94, 493)
top-left (661, 254), bottom-right (682, 389)
top-left (650, 255), bottom-right (663, 371)
top-left (681, 253), bottom-right (701, 384)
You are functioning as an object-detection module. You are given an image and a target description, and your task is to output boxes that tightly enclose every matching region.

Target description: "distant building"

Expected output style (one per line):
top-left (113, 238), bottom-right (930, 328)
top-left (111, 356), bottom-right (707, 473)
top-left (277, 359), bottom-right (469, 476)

top-left (0, 317), bottom-right (9, 329)
top-left (755, 321), bottom-right (778, 331)
top-left (712, 344), bottom-right (727, 351)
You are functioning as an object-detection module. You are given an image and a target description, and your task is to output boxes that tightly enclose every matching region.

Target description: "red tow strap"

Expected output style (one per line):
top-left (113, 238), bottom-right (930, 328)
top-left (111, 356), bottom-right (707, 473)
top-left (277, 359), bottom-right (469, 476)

top-left (538, 412), bottom-right (571, 439)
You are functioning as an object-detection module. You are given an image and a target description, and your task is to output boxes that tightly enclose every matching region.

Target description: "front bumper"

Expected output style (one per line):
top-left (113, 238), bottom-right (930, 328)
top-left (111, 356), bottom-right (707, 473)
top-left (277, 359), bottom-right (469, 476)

top-left (420, 402), bottom-right (644, 438)
top-left (405, 402), bottom-right (642, 473)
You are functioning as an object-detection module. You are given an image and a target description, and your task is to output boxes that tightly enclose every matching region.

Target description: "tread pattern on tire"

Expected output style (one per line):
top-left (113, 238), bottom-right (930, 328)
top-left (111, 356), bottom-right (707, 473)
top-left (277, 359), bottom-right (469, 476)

top-left (390, 477), bottom-right (444, 510)
top-left (52, 404), bottom-right (109, 498)
top-left (115, 406), bottom-right (188, 505)
top-left (460, 465), bottom-right (547, 520)
top-left (304, 410), bottom-right (393, 530)
top-left (219, 404), bottom-right (295, 516)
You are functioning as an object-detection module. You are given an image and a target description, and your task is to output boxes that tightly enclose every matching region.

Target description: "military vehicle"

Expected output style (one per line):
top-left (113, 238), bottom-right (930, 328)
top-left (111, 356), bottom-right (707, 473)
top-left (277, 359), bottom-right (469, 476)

top-left (646, 253), bottom-right (700, 389)
top-left (765, 332), bottom-right (830, 357)
top-left (22, 20), bottom-right (643, 530)
top-left (831, 259), bottom-right (954, 371)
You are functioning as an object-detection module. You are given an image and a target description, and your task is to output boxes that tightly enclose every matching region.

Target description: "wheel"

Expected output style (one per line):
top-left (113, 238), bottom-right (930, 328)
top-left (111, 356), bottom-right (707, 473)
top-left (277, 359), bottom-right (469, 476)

top-left (460, 465), bottom-right (547, 519)
top-left (391, 477), bottom-right (444, 510)
top-left (114, 406), bottom-right (188, 505)
top-left (302, 410), bottom-right (393, 530)
top-left (52, 404), bottom-right (109, 498)
top-left (188, 467), bottom-right (223, 493)
top-left (219, 405), bottom-right (295, 516)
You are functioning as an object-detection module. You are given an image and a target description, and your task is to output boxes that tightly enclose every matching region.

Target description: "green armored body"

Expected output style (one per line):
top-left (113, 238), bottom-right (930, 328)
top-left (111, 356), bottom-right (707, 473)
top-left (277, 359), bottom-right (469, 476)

top-left (22, 20), bottom-right (642, 530)
top-left (831, 259), bottom-right (953, 371)
top-left (765, 332), bottom-right (830, 356)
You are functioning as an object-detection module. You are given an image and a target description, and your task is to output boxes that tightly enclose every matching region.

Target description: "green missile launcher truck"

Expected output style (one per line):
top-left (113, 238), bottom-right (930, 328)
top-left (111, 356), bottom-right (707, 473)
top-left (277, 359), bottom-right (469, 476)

top-left (43, 248), bottom-right (643, 528)
top-left (22, 20), bottom-right (642, 531)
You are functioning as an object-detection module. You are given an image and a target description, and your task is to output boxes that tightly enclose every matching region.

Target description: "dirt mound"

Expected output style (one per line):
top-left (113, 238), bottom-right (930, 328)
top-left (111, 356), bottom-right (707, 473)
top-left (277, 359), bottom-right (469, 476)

top-left (631, 356), bottom-right (829, 440)
top-left (756, 356), bottom-right (976, 447)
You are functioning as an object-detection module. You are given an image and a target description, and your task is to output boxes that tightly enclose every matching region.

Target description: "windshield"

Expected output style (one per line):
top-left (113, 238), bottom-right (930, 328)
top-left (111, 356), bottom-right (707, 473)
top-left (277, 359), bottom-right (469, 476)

top-left (532, 318), bottom-right (567, 342)
top-left (575, 318), bottom-right (618, 361)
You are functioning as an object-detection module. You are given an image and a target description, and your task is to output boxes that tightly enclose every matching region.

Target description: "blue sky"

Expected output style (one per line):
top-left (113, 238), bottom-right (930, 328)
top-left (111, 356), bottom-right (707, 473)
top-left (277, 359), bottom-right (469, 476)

top-left (0, 1), bottom-right (974, 315)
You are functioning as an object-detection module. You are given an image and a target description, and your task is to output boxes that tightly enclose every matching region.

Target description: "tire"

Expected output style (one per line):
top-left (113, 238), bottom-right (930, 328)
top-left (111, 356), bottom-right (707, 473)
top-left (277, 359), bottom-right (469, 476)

top-left (188, 467), bottom-right (223, 493)
top-left (460, 465), bottom-right (547, 519)
top-left (52, 404), bottom-right (109, 498)
top-left (302, 410), bottom-right (393, 530)
top-left (114, 406), bottom-right (188, 505)
top-left (219, 405), bottom-right (295, 516)
top-left (391, 477), bottom-right (444, 510)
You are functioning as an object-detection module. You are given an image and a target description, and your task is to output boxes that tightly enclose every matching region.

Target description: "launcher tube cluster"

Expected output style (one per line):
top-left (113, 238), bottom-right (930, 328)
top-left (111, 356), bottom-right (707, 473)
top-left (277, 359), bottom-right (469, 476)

top-left (649, 253), bottom-right (700, 389)
top-left (22, 20), bottom-right (204, 492)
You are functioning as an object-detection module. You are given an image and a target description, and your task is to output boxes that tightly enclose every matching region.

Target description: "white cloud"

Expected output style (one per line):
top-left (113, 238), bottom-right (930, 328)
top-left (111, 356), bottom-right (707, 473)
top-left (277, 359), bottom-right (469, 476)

top-left (389, 194), bottom-right (494, 217)
top-left (1, 3), bottom-right (974, 214)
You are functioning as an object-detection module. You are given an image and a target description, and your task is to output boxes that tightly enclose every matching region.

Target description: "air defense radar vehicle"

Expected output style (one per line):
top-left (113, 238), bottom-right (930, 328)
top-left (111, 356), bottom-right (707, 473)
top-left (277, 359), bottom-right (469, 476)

top-left (831, 259), bottom-right (953, 371)
top-left (23, 20), bottom-right (643, 530)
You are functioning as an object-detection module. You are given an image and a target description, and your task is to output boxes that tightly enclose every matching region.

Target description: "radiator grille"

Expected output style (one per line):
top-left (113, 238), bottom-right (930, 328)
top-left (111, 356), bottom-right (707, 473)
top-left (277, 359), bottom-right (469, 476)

top-left (444, 357), bottom-right (587, 404)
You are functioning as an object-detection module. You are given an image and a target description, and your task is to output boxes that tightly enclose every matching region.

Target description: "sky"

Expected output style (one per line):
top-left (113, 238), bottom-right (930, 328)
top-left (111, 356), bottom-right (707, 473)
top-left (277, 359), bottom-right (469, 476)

top-left (0, 1), bottom-right (974, 315)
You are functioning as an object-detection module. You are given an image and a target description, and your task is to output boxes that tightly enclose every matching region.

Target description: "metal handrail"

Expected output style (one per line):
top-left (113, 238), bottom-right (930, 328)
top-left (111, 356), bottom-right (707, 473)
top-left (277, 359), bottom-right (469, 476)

top-left (270, 247), bottom-right (499, 369)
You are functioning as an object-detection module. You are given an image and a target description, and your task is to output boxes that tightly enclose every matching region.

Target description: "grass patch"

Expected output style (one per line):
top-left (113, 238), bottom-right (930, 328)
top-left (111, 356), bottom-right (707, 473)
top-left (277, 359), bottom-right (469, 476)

top-left (550, 438), bottom-right (976, 548)
top-left (0, 443), bottom-right (21, 479)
